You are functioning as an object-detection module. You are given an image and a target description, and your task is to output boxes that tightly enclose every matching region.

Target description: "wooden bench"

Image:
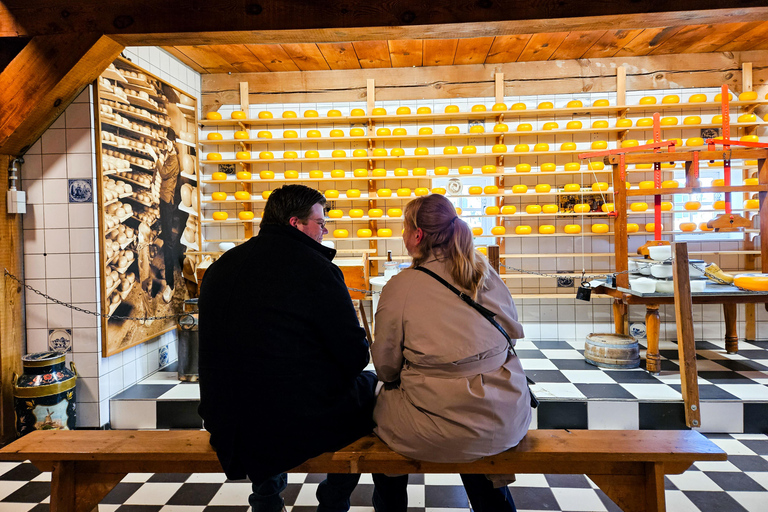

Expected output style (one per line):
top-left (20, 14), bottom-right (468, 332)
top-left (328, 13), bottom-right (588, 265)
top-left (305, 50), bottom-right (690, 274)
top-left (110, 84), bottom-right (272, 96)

top-left (0, 429), bottom-right (725, 512)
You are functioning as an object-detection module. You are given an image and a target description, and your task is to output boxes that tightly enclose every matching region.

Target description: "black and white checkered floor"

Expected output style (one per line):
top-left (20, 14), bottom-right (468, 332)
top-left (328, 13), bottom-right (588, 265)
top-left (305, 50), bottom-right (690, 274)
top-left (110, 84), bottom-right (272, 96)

top-left (2, 433), bottom-right (768, 512)
top-left (110, 338), bottom-right (768, 432)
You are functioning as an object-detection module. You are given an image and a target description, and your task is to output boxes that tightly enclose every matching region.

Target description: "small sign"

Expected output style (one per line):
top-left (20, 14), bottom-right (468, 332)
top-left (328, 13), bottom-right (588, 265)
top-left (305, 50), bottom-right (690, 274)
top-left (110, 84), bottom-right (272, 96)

top-left (48, 329), bottom-right (72, 352)
top-left (68, 179), bottom-right (93, 203)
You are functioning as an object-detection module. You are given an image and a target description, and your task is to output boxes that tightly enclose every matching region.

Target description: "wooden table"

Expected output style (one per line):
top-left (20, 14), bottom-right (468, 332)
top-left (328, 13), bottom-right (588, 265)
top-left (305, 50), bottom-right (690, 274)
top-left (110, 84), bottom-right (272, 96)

top-left (594, 282), bottom-right (768, 373)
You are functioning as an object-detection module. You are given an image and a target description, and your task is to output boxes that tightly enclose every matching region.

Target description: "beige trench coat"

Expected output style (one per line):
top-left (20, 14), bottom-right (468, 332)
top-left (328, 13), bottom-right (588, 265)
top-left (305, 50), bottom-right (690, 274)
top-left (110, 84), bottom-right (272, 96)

top-left (372, 256), bottom-right (532, 463)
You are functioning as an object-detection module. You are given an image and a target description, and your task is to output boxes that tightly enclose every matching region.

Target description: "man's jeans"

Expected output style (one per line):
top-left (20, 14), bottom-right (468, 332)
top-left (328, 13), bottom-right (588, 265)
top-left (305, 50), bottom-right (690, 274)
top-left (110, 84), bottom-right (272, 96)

top-left (250, 473), bottom-right (361, 512)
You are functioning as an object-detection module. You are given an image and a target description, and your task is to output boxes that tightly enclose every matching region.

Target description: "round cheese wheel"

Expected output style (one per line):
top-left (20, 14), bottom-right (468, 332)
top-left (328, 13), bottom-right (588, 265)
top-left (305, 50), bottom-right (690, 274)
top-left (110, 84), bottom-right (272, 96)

top-left (212, 172), bottom-right (227, 181)
top-left (357, 229), bottom-right (373, 238)
top-left (630, 202), bottom-right (648, 212)
top-left (347, 189), bottom-right (361, 198)
top-left (368, 208), bottom-right (383, 218)
top-left (485, 206), bottom-right (500, 215)
top-left (501, 205), bottom-right (516, 215)
top-left (564, 224), bottom-right (581, 234)
top-left (239, 211), bottom-right (254, 220)
top-left (492, 226), bottom-right (507, 235)
top-left (514, 226), bottom-right (530, 235)
top-left (333, 229), bottom-right (349, 238)
top-left (349, 209), bottom-right (364, 218)
top-left (327, 209), bottom-right (343, 219)
top-left (212, 211), bottom-right (228, 221)
top-left (211, 191), bottom-right (227, 201)
top-left (591, 224), bottom-right (609, 233)
top-left (539, 225), bottom-right (555, 234)
top-left (472, 227), bottom-right (484, 236)
top-left (573, 203), bottom-right (590, 213)
top-left (734, 274), bottom-right (768, 291)
top-left (377, 228), bottom-right (393, 237)
top-left (434, 166), bottom-right (449, 175)
top-left (542, 204), bottom-right (558, 214)
top-left (468, 186), bottom-right (482, 195)
top-left (526, 205), bottom-right (542, 214)
top-left (387, 208), bottom-right (403, 217)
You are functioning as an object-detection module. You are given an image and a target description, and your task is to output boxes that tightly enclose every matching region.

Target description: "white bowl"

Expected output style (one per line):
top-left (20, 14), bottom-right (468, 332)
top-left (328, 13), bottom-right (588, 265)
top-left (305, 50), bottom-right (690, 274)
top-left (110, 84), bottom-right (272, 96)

top-left (690, 279), bottom-right (706, 292)
top-left (689, 260), bottom-right (705, 277)
top-left (630, 277), bottom-right (657, 293)
top-left (650, 262), bottom-right (673, 279)
top-left (647, 245), bottom-right (672, 261)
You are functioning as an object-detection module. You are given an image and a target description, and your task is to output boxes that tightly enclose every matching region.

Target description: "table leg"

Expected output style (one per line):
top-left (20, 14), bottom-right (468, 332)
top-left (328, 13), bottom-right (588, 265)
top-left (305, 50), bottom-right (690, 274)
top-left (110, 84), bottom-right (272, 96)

top-left (645, 305), bottom-right (661, 374)
top-left (723, 303), bottom-right (739, 354)
top-left (613, 299), bottom-right (628, 335)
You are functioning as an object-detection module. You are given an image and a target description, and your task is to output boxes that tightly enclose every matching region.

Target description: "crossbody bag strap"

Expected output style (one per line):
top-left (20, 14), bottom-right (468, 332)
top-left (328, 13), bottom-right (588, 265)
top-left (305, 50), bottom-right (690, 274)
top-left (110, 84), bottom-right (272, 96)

top-left (414, 266), bottom-right (539, 408)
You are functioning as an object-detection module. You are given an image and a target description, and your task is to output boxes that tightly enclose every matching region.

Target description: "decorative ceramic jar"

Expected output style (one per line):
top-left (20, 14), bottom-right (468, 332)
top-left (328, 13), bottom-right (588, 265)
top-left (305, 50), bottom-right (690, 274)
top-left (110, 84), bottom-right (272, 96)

top-left (13, 351), bottom-right (77, 437)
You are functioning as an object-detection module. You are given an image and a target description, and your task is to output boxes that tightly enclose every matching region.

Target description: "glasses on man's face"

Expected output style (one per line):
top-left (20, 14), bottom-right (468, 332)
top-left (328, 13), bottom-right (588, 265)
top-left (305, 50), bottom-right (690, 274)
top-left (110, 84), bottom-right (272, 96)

top-left (306, 217), bottom-right (327, 230)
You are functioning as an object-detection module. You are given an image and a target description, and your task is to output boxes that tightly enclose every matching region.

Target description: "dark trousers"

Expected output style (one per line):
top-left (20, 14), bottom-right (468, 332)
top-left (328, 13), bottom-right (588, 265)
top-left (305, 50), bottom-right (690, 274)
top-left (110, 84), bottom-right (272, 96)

top-left (159, 200), bottom-right (177, 287)
top-left (372, 473), bottom-right (516, 512)
top-left (250, 472), bottom-right (361, 512)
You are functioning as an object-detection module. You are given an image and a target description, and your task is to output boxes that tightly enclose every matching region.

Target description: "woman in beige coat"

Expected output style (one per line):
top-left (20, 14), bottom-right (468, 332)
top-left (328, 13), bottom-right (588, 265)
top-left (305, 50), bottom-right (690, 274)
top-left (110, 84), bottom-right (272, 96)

top-left (371, 194), bottom-right (532, 512)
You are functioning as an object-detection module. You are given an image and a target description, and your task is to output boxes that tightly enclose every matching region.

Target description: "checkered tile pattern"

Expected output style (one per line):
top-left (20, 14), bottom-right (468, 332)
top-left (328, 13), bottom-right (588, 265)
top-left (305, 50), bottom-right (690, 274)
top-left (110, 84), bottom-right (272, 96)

top-left (1, 434), bottom-right (767, 512)
top-left (110, 338), bottom-right (768, 432)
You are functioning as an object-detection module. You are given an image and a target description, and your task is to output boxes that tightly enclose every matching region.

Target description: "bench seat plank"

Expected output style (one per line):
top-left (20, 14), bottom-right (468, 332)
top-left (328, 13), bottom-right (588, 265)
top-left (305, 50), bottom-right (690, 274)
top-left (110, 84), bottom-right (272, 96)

top-left (0, 429), bottom-right (726, 512)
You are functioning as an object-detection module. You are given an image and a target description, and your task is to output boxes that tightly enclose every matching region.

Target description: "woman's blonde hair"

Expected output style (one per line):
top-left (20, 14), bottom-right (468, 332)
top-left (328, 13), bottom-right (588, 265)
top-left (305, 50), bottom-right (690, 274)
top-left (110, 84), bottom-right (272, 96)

top-left (404, 194), bottom-right (490, 298)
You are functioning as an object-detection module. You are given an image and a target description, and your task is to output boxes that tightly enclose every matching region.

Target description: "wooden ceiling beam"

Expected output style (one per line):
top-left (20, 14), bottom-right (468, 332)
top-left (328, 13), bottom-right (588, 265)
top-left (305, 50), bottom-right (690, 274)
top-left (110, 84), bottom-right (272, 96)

top-left (3, 2), bottom-right (768, 44)
top-left (0, 33), bottom-right (124, 155)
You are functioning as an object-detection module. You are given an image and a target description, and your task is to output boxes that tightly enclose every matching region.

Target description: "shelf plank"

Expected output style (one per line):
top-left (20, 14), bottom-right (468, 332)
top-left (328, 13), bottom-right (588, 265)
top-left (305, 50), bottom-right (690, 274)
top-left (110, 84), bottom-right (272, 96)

top-left (626, 185), bottom-right (768, 196)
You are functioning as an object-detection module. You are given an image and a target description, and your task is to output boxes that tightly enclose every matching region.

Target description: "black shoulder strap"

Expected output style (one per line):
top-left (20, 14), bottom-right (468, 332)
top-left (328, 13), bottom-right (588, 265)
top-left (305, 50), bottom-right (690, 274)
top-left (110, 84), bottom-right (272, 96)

top-left (414, 266), bottom-right (539, 408)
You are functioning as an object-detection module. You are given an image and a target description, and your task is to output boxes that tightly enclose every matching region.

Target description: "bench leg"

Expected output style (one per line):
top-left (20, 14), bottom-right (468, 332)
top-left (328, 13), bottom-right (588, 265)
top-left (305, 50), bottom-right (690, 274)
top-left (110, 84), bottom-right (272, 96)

top-left (588, 462), bottom-right (665, 512)
top-left (51, 461), bottom-right (126, 512)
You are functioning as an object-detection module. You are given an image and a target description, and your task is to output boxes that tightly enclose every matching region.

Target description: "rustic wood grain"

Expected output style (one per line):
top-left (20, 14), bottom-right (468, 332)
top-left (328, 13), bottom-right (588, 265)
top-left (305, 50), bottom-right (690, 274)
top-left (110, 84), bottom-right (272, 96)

top-left (388, 39), bottom-right (423, 67)
top-left (679, 21), bottom-right (764, 53)
top-left (281, 43), bottom-right (331, 71)
top-left (485, 35), bottom-right (530, 63)
top-left (353, 41), bottom-right (391, 68)
top-left (517, 32), bottom-right (569, 62)
top-left (717, 21), bottom-right (768, 52)
top-left (548, 30), bottom-right (606, 61)
top-left (672, 242), bottom-right (701, 429)
top-left (317, 43), bottom-right (361, 70)
top-left (244, 44), bottom-right (300, 72)
top-left (423, 39), bottom-right (458, 66)
top-left (613, 27), bottom-right (683, 57)
top-left (453, 37), bottom-right (494, 65)
top-left (582, 29), bottom-right (645, 59)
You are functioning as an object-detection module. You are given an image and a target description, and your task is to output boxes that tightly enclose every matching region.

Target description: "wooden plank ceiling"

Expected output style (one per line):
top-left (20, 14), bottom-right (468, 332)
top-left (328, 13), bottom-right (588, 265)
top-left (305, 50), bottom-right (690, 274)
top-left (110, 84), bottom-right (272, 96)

top-left (164, 21), bottom-right (768, 74)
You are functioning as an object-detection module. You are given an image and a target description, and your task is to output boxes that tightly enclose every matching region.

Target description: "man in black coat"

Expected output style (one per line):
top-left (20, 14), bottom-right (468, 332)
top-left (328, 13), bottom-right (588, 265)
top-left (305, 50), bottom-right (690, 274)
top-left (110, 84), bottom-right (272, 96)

top-left (198, 184), bottom-right (377, 512)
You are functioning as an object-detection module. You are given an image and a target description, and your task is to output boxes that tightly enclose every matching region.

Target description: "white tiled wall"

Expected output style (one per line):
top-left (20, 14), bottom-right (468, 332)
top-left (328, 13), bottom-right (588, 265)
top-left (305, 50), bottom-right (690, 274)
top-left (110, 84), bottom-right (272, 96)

top-left (21, 47), bottom-right (201, 427)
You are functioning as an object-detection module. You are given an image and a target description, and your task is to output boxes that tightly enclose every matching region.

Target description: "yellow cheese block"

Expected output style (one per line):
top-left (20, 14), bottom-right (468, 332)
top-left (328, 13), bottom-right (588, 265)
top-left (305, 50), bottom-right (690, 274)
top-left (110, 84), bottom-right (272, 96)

top-left (734, 274), bottom-right (768, 291)
top-left (212, 172), bottom-right (227, 180)
top-left (539, 225), bottom-right (555, 234)
top-left (564, 224), bottom-right (581, 234)
top-left (349, 209), bottom-right (364, 218)
top-left (333, 229), bottom-right (349, 238)
top-left (347, 189), bottom-right (361, 198)
top-left (542, 204), bottom-right (558, 214)
top-left (501, 205), bottom-right (517, 215)
top-left (526, 205), bottom-right (542, 214)
top-left (235, 191), bottom-right (251, 201)
top-left (626, 223), bottom-right (639, 233)
top-left (591, 224), bottom-right (609, 233)
top-left (377, 228), bottom-right (393, 237)
top-left (212, 211), bottom-right (228, 221)
top-left (212, 192), bottom-right (228, 201)
top-left (284, 170), bottom-right (299, 179)
top-left (493, 226), bottom-right (507, 235)
top-left (357, 229), bottom-right (373, 238)
top-left (368, 208), bottom-right (383, 218)
top-left (485, 206), bottom-right (500, 215)
top-left (328, 210), bottom-right (343, 218)
top-left (239, 211), bottom-right (255, 220)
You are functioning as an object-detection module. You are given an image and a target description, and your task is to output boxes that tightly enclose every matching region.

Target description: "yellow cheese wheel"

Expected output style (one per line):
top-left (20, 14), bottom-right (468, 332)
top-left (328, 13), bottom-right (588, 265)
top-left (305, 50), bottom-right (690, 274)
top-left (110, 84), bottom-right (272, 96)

top-left (645, 223), bottom-right (661, 232)
top-left (468, 186), bottom-right (482, 195)
top-left (517, 123), bottom-right (533, 131)
top-left (331, 149), bottom-right (347, 158)
top-left (738, 113), bottom-right (757, 123)
top-left (683, 116), bottom-right (701, 125)
top-left (207, 153), bottom-right (223, 161)
top-left (417, 106), bottom-right (431, 114)
top-left (686, 137), bottom-right (705, 146)
top-left (284, 170), bottom-right (299, 179)
top-left (307, 130), bottom-right (321, 138)
top-left (591, 224), bottom-right (609, 234)
top-left (512, 184), bottom-right (528, 194)
top-left (415, 187), bottom-right (430, 196)
top-left (397, 188), bottom-right (411, 197)
top-left (207, 132), bottom-right (224, 141)
top-left (445, 126), bottom-right (460, 134)
top-left (564, 224), bottom-right (581, 234)
top-left (560, 142), bottom-right (577, 151)
top-left (491, 103), bottom-right (507, 111)
top-left (661, 202), bottom-right (673, 211)
top-left (699, 222), bottom-right (714, 232)
top-left (395, 106), bottom-right (411, 115)
top-left (541, 163), bottom-right (556, 172)
top-left (564, 184), bottom-right (580, 192)
top-left (414, 147), bottom-right (429, 155)
top-left (592, 120), bottom-right (609, 129)
top-left (471, 104), bottom-right (487, 112)
top-left (510, 102), bottom-right (526, 110)
top-left (514, 144), bottom-right (529, 153)
top-left (567, 100), bottom-right (583, 108)
top-left (564, 162), bottom-right (581, 172)
top-left (566, 120), bottom-right (582, 130)
top-left (535, 184), bottom-right (551, 193)
top-left (333, 229), bottom-right (349, 238)
top-left (636, 118), bottom-right (653, 127)
top-left (501, 205), bottom-right (517, 215)
top-left (206, 111), bottom-right (222, 120)
top-left (542, 204), bottom-right (558, 214)
top-left (350, 108), bottom-right (366, 116)
top-left (493, 144), bottom-right (508, 153)
top-left (685, 201), bottom-right (701, 210)
top-left (349, 128), bottom-right (365, 137)
top-left (639, 181), bottom-right (655, 189)
top-left (283, 111), bottom-right (297, 118)
top-left (418, 127), bottom-right (433, 135)
top-left (539, 225), bottom-right (556, 234)
top-left (601, 203), bottom-right (615, 212)
top-left (615, 118), bottom-right (633, 127)
top-left (493, 226), bottom-right (508, 235)
top-left (639, 96), bottom-right (656, 105)
top-left (434, 166), bottom-right (449, 175)
top-left (587, 162), bottom-right (605, 171)
top-left (262, 191), bottom-right (272, 200)
top-left (305, 150), bottom-right (320, 158)
top-left (212, 211), bottom-right (228, 221)
top-left (431, 187), bottom-right (446, 195)
top-left (712, 115), bottom-right (723, 124)
top-left (745, 199), bottom-right (760, 209)
top-left (626, 223), bottom-right (639, 233)
top-left (349, 209), bottom-right (364, 218)
top-left (484, 185), bottom-right (499, 194)
top-left (661, 180), bottom-right (679, 188)
top-left (477, 246), bottom-right (488, 256)
top-left (211, 192), bottom-right (228, 201)
top-left (542, 122), bottom-right (559, 130)
top-left (481, 165), bottom-right (497, 174)
top-left (236, 151), bottom-right (251, 160)
top-left (534, 143), bottom-right (550, 152)
top-left (328, 209), bottom-right (343, 218)
top-left (469, 126), bottom-right (484, 134)
top-left (734, 274), bottom-right (768, 291)
top-left (394, 167), bottom-right (409, 176)
top-left (443, 146), bottom-right (459, 155)
top-left (357, 229), bottom-right (373, 238)
top-left (309, 170), bottom-right (324, 179)
top-left (714, 92), bottom-right (733, 102)
top-left (593, 99), bottom-right (610, 107)
top-left (573, 203), bottom-right (590, 213)
top-left (680, 222), bottom-right (696, 232)
top-left (485, 206), bottom-right (500, 215)
top-left (688, 94), bottom-right (707, 103)
top-left (283, 151), bottom-right (298, 159)
top-left (472, 227), bottom-right (484, 236)
top-left (745, 178), bottom-right (759, 186)
top-left (372, 107), bottom-right (387, 115)
top-left (329, 129), bottom-right (344, 138)
top-left (514, 163), bottom-right (531, 173)
top-left (377, 228), bottom-right (393, 237)
top-left (353, 168), bottom-right (368, 177)
top-left (621, 139), bottom-right (639, 148)
top-left (256, 130), bottom-right (271, 139)
top-left (212, 172), bottom-right (227, 180)
top-left (493, 123), bottom-right (509, 132)
top-left (591, 141), bottom-right (608, 150)
top-left (458, 165), bottom-right (474, 175)
top-left (538, 101), bottom-right (554, 109)
top-left (347, 189), bottom-right (361, 198)
top-left (662, 95), bottom-right (680, 104)
top-left (739, 91), bottom-right (758, 101)
top-left (259, 151), bottom-right (274, 159)
top-left (369, 208), bottom-right (383, 217)
top-left (630, 202), bottom-right (648, 212)
top-left (257, 111), bottom-right (273, 119)
top-left (372, 168), bottom-right (387, 177)
top-left (377, 128), bottom-right (391, 136)
top-left (410, 166), bottom-right (425, 177)
top-left (235, 191), bottom-right (251, 200)
top-left (239, 211), bottom-right (255, 221)
top-left (377, 188), bottom-right (392, 197)
top-left (526, 205), bottom-right (542, 214)
top-left (388, 208), bottom-right (403, 217)
top-left (237, 171), bottom-right (252, 180)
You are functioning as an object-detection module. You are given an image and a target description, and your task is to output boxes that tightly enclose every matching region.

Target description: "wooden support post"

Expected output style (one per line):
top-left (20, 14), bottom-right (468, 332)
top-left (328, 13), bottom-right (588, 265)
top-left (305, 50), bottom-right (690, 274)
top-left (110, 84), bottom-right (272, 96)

top-left (367, 78), bottom-right (378, 278)
top-left (239, 82), bottom-right (253, 239)
top-left (494, 73), bottom-right (504, 105)
top-left (672, 242), bottom-right (701, 429)
top-left (759, 158), bottom-right (768, 270)
top-left (367, 79), bottom-right (375, 114)
top-left (613, 299), bottom-right (628, 335)
top-left (488, 245), bottom-right (500, 274)
top-left (743, 62), bottom-right (753, 92)
top-left (616, 66), bottom-right (626, 107)
top-left (645, 305), bottom-right (661, 375)
top-left (613, 161), bottom-right (629, 289)
top-left (0, 154), bottom-right (23, 443)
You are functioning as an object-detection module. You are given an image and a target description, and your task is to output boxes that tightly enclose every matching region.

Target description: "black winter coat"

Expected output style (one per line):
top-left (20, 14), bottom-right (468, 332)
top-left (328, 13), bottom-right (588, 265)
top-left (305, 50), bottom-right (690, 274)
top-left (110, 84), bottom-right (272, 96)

top-left (198, 224), bottom-right (376, 483)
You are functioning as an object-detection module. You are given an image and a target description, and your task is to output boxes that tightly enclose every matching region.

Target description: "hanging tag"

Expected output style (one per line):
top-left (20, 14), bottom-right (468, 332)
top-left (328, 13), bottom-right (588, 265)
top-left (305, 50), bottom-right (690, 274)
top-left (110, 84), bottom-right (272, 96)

top-left (576, 282), bottom-right (592, 301)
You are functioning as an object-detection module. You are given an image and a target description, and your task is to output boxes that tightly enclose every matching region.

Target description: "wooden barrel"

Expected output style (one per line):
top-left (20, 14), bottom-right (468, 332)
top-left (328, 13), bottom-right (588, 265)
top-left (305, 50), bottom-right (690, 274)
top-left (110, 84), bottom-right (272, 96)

top-left (584, 333), bottom-right (640, 369)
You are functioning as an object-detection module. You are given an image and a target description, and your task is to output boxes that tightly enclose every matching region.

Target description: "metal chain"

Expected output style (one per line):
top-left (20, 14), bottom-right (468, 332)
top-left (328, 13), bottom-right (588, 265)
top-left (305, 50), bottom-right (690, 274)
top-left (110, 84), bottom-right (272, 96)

top-left (502, 257), bottom-right (675, 283)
